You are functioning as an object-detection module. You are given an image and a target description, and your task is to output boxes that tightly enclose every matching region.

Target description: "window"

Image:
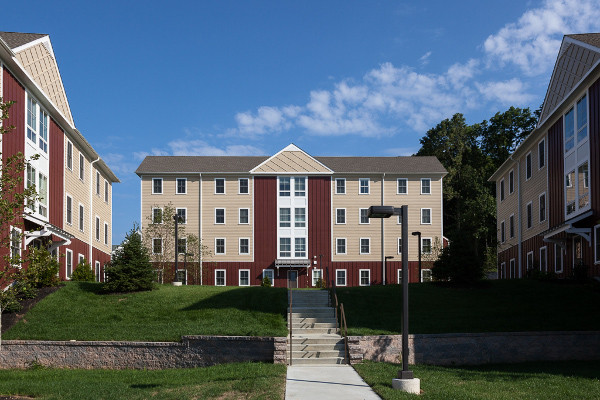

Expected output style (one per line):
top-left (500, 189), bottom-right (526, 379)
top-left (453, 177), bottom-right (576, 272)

top-left (66, 195), bottom-right (72, 225)
top-left (336, 269), bottom-right (347, 286)
top-left (564, 95), bottom-right (587, 153)
top-left (104, 180), bottom-right (109, 203)
top-left (96, 171), bottom-right (100, 195)
top-left (65, 249), bottom-right (73, 279)
top-left (397, 178), bottom-right (407, 194)
top-left (38, 109), bottom-right (48, 153)
top-left (215, 270), bottom-right (226, 286)
top-left (422, 238), bottom-right (432, 254)
top-left (239, 208), bottom-right (249, 224)
top-left (239, 178), bottom-right (249, 194)
top-left (26, 95), bottom-right (37, 143)
top-left (312, 269), bottom-right (322, 286)
top-left (594, 225), bottom-right (600, 264)
top-left (294, 208), bottom-right (306, 227)
top-left (397, 237), bottom-right (403, 254)
top-left (215, 208), bottom-right (225, 224)
top-left (421, 178), bottom-right (431, 194)
top-left (336, 238), bottom-right (346, 255)
top-left (335, 178), bottom-right (346, 194)
top-left (397, 214), bottom-right (402, 225)
top-left (360, 238), bottom-right (370, 255)
top-left (295, 177), bottom-right (306, 196)
top-left (567, 162), bottom-right (590, 215)
top-left (176, 208), bottom-right (187, 224)
top-left (152, 178), bottom-right (162, 194)
top-left (263, 269), bottom-right (274, 286)
top-left (27, 164), bottom-right (36, 191)
top-left (176, 178), bottom-right (187, 194)
top-left (540, 246), bottom-right (547, 272)
top-left (177, 238), bottom-right (187, 254)
top-left (499, 179), bottom-right (505, 201)
top-left (66, 141), bottom-right (73, 170)
top-left (526, 251), bottom-right (534, 271)
top-left (95, 261), bottom-right (102, 282)
top-left (215, 178), bottom-right (225, 194)
top-left (152, 238), bottom-right (163, 254)
top-left (500, 262), bottom-right (506, 279)
top-left (10, 227), bottom-right (21, 264)
top-left (279, 208), bottom-right (291, 227)
top-left (421, 269), bottom-right (432, 282)
top-left (215, 238), bottom-right (225, 254)
top-left (294, 238), bottom-right (306, 258)
top-left (421, 208), bottom-right (432, 224)
top-left (359, 208), bottom-right (369, 224)
top-left (397, 268), bottom-right (403, 284)
top-left (239, 238), bottom-right (249, 255)
top-left (539, 193), bottom-right (546, 223)
top-left (526, 152), bottom-right (532, 180)
top-left (152, 208), bottom-right (163, 224)
top-left (509, 170), bottom-right (514, 194)
top-left (509, 214), bottom-right (515, 238)
top-left (566, 170), bottom-right (576, 215)
top-left (279, 177), bottom-right (290, 196)
top-left (79, 204), bottom-right (84, 231)
top-left (500, 221), bottom-right (505, 243)
top-left (538, 139), bottom-right (545, 169)
top-left (38, 173), bottom-right (47, 217)
top-left (78, 254), bottom-right (85, 265)
top-left (360, 270), bottom-right (370, 286)
top-left (279, 238), bottom-right (291, 257)
top-left (95, 216), bottom-right (100, 241)
top-left (526, 202), bottom-right (532, 229)
top-left (509, 259), bottom-right (516, 278)
top-left (359, 178), bottom-right (369, 194)
top-left (555, 244), bottom-right (564, 273)
top-left (239, 270), bottom-right (250, 286)
top-left (336, 208), bottom-right (346, 224)
top-left (104, 223), bottom-right (109, 245)
top-left (79, 154), bottom-right (85, 181)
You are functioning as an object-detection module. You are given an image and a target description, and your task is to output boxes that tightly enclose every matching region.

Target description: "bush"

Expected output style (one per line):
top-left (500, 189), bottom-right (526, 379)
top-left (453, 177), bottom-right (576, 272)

top-left (433, 234), bottom-right (483, 284)
top-left (261, 276), bottom-right (272, 287)
top-left (71, 259), bottom-right (95, 282)
top-left (24, 247), bottom-right (60, 288)
top-left (315, 278), bottom-right (326, 288)
top-left (103, 225), bottom-right (154, 293)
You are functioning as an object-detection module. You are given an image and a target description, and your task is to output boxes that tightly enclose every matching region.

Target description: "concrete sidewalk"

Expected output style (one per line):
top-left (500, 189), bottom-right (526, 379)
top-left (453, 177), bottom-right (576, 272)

top-left (285, 365), bottom-right (381, 400)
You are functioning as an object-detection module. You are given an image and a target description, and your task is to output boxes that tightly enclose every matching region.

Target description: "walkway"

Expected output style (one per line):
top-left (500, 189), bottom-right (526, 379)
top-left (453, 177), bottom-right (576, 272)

top-left (285, 365), bottom-right (381, 400)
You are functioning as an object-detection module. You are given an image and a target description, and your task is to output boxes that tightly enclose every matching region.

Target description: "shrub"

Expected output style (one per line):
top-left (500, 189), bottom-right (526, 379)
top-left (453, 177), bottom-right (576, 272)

top-left (261, 276), bottom-right (272, 287)
top-left (315, 278), bottom-right (326, 288)
top-left (24, 247), bottom-right (60, 288)
top-left (71, 259), bottom-right (95, 282)
top-left (103, 225), bottom-right (154, 293)
top-left (433, 234), bottom-right (483, 284)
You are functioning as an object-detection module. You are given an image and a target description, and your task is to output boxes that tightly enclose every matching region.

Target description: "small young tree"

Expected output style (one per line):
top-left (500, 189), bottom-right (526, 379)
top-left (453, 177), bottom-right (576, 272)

top-left (103, 224), bottom-right (154, 293)
top-left (71, 258), bottom-right (95, 282)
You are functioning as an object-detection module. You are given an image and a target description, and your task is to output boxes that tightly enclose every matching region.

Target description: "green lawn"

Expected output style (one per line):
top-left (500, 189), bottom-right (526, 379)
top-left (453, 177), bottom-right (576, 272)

top-left (335, 280), bottom-right (600, 335)
top-left (4, 282), bottom-right (288, 341)
top-left (0, 362), bottom-right (286, 400)
top-left (354, 360), bottom-right (600, 399)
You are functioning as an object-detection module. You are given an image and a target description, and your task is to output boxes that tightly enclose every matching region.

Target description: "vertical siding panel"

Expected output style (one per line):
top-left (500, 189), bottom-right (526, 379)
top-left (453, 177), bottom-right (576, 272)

top-left (49, 119), bottom-right (64, 227)
top-left (309, 176), bottom-right (332, 269)
top-left (254, 177), bottom-right (277, 284)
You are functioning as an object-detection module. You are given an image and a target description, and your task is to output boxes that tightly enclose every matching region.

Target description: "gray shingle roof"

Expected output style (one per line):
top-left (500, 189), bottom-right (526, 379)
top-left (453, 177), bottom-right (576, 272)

top-left (567, 33), bottom-right (600, 49)
top-left (135, 155), bottom-right (446, 175)
top-left (0, 32), bottom-right (47, 49)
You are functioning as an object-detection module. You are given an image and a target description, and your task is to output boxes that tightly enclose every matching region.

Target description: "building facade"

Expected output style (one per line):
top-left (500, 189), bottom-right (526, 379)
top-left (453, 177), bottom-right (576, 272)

top-left (491, 34), bottom-right (600, 280)
top-left (136, 144), bottom-right (446, 287)
top-left (1, 32), bottom-right (119, 281)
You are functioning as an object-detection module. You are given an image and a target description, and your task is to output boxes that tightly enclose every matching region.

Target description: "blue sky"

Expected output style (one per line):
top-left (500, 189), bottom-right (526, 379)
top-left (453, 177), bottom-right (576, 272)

top-left (4, 0), bottom-right (600, 243)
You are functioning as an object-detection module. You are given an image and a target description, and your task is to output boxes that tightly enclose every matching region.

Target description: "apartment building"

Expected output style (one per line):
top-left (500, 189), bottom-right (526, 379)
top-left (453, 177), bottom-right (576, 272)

top-left (1, 32), bottom-right (119, 280)
top-left (136, 144), bottom-right (446, 287)
top-left (491, 34), bottom-right (600, 279)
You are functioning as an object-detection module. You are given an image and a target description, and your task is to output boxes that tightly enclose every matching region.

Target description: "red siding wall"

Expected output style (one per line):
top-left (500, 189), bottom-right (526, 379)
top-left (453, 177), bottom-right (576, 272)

top-left (49, 119), bottom-right (64, 227)
top-left (308, 176), bottom-right (332, 280)
top-left (547, 117), bottom-right (564, 228)
top-left (60, 239), bottom-right (89, 280)
top-left (254, 177), bottom-right (277, 266)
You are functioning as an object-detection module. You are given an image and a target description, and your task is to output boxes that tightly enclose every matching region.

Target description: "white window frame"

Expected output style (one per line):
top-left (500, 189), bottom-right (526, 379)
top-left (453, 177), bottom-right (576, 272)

top-left (335, 178), bottom-right (346, 194)
top-left (421, 237), bottom-right (432, 254)
top-left (152, 207), bottom-right (163, 224)
top-left (294, 237), bottom-right (306, 258)
top-left (420, 178), bottom-right (431, 195)
top-left (509, 170), bottom-right (514, 194)
top-left (294, 177), bottom-right (306, 197)
top-left (78, 253), bottom-right (85, 265)
top-left (509, 258), bottom-right (516, 278)
top-left (499, 178), bottom-right (505, 201)
top-left (66, 140), bottom-right (73, 171)
top-left (420, 208), bottom-right (432, 225)
top-left (525, 152), bottom-right (532, 180)
top-left (526, 201), bottom-right (533, 229)
top-left (294, 207), bottom-right (306, 227)
top-left (500, 262), bottom-right (506, 279)
top-left (176, 208), bottom-right (187, 224)
top-left (526, 251), bottom-right (534, 272)
top-left (538, 139), bottom-right (545, 169)
top-left (336, 208), bottom-right (346, 225)
top-left (215, 269), bottom-right (226, 286)
top-left (336, 269), bottom-right (347, 287)
top-left (65, 194), bottom-right (73, 225)
top-left (96, 171), bottom-right (100, 196)
top-left (509, 214), bottom-right (515, 238)
top-left (397, 268), bottom-right (403, 284)
top-left (65, 248), bottom-right (73, 279)
top-left (595, 224), bottom-right (600, 264)
top-left (176, 178), bottom-right (187, 194)
top-left (215, 178), bottom-right (226, 194)
top-left (104, 222), bottom-right (109, 245)
top-left (215, 208), bottom-right (225, 224)
top-left (239, 238), bottom-right (250, 255)
top-left (95, 216), bottom-right (100, 241)
top-left (238, 178), bottom-right (249, 194)
top-left (239, 269), bottom-right (250, 287)
top-left (279, 237), bottom-right (291, 258)
top-left (215, 238), bottom-right (226, 255)
top-left (539, 193), bottom-right (546, 223)
top-left (397, 237), bottom-right (403, 255)
top-left (336, 238), bottom-right (346, 255)
top-left (539, 246), bottom-right (547, 272)
top-left (263, 269), bottom-right (275, 286)
top-left (9, 226), bottom-right (22, 266)
top-left (421, 269), bottom-right (433, 282)
top-left (79, 154), bottom-right (85, 181)
top-left (177, 237), bottom-right (188, 255)
top-left (312, 269), bottom-right (322, 287)
top-left (239, 208), bottom-right (250, 224)
top-left (555, 244), bottom-right (564, 273)
top-left (152, 238), bottom-right (163, 254)
top-left (359, 208), bottom-right (370, 224)
top-left (279, 176), bottom-right (291, 197)
top-left (359, 178), bottom-right (370, 194)
top-left (500, 220), bottom-right (505, 243)
top-left (95, 261), bottom-right (101, 282)
top-left (359, 269), bottom-right (370, 286)
top-left (152, 178), bottom-right (163, 194)
top-left (105, 180), bottom-right (109, 203)
top-left (279, 207), bottom-right (291, 227)
top-left (360, 238), bottom-right (370, 255)
top-left (79, 203), bottom-right (85, 232)
top-left (397, 178), bottom-right (408, 195)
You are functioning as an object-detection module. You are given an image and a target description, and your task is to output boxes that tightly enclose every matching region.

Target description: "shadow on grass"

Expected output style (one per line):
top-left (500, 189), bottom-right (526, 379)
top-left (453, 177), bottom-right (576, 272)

top-left (181, 287), bottom-right (288, 315)
top-left (73, 282), bottom-right (105, 294)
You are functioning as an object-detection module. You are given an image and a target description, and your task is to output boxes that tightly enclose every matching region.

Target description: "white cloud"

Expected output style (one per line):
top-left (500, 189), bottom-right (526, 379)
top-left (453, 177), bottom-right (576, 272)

top-left (476, 78), bottom-right (535, 105)
top-left (419, 51), bottom-right (432, 66)
top-left (165, 139), bottom-right (264, 156)
top-left (382, 147), bottom-right (419, 156)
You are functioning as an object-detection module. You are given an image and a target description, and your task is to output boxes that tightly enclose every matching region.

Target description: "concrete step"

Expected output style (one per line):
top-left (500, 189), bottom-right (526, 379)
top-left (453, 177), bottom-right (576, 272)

top-left (291, 317), bottom-right (337, 324)
top-left (289, 322), bottom-right (337, 329)
top-left (290, 334), bottom-right (344, 344)
top-left (292, 327), bottom-right (338, 334)
top-left (291, 349), bottom-right (345, 358)
top-left (290, 342), bottom-right (345, 351)
top-left (288, 356), bottom-right (346, 365)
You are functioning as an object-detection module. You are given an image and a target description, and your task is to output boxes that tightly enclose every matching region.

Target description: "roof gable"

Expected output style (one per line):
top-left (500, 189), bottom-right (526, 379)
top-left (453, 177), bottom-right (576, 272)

top-left (0, 32), bottom-right (47, 50)
top-left (251, 144), bottom-right (333, 174)
top-left (539, 35), bottom-right (600, 125)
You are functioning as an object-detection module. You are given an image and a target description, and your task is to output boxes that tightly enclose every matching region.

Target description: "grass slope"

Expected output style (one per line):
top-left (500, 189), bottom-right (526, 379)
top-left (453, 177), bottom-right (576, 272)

top-left (0, 362), bottom-right (286, 400)
top-left (336, 280), bottom-right (600, 335)
top-left (354, 360), bottom-right (600, 399)
top-left (4, 282), bottom-right (288, 341)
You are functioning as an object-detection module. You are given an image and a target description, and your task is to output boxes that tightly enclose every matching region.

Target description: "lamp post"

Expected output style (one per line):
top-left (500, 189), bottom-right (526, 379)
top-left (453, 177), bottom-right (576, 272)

top-left (368, 205), bottom-right (420, 394)
top-left (412, 231), bottom-right (422, 282)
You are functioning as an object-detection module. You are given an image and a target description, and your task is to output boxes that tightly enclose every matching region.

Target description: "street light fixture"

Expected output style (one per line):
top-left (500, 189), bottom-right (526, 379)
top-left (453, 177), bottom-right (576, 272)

top-left (412, 231), bottom-right (422, 283)
top-left (368, 205), bottom-right (420, 393)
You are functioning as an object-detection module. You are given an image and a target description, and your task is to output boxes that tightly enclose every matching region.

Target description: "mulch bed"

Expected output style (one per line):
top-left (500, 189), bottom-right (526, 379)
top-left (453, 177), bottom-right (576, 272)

top-left (1, 286), bottom-right (61, 334)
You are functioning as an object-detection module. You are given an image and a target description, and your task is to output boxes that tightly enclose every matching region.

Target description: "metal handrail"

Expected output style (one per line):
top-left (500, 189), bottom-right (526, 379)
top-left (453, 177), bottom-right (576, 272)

top-left (330, 286), bottom-right (349, 364)
top-left (340, 303), bottom-right (349, 364)
top-left (288, 289), bottom-right (293, 366)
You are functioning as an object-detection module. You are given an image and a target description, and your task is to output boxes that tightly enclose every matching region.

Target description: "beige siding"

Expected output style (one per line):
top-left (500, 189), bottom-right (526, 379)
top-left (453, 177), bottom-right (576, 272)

top-left (63, 140), bottom-right (90, 244)
top-left (91, 167), bottom-right (112, 254)
top-left (497, 164), bottom-right (519, 252)
top-left (519, 136), bottom-right (549, 241)
top-left (201, 175), bottom-right (254, 261)
top-left (254, 151), bottom-right (330, 173)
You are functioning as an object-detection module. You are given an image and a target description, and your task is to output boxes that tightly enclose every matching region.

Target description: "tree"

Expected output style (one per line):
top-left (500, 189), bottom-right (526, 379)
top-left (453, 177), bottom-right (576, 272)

top-left (70, 258), bottom-right (95, 282)
top-left (103, 224), bottom-right (154, 293)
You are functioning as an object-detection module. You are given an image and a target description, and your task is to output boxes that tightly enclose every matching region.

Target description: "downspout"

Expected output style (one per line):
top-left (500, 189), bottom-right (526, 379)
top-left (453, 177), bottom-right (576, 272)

top-left (381, 173), bottom-right (385, 285)
top-left (89, 157), bottom-right (100, 263)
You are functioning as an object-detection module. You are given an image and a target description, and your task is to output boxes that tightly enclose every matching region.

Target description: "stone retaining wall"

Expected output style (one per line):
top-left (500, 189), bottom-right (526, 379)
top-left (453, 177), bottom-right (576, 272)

top-left (0, 336), bottom-right (288, 369)
top-left (348, 331), bottom-right (600, 365)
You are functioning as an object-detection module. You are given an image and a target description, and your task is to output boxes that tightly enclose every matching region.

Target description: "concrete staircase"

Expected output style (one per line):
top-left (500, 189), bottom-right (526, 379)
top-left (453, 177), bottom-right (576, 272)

top-left (287, 290), bottom-right (346, 365)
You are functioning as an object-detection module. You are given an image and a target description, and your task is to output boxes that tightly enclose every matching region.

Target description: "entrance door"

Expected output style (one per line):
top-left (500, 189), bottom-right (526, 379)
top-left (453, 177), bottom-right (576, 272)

top-left (287, 270), bottom-right (298, 289)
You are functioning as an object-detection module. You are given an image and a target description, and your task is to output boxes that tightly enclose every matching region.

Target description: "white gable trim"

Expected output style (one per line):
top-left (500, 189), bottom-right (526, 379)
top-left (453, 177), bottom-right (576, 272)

top-left (250, 143), bottom-right (334, 174)
top-left (12, 35), bottom-right (55, 58)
